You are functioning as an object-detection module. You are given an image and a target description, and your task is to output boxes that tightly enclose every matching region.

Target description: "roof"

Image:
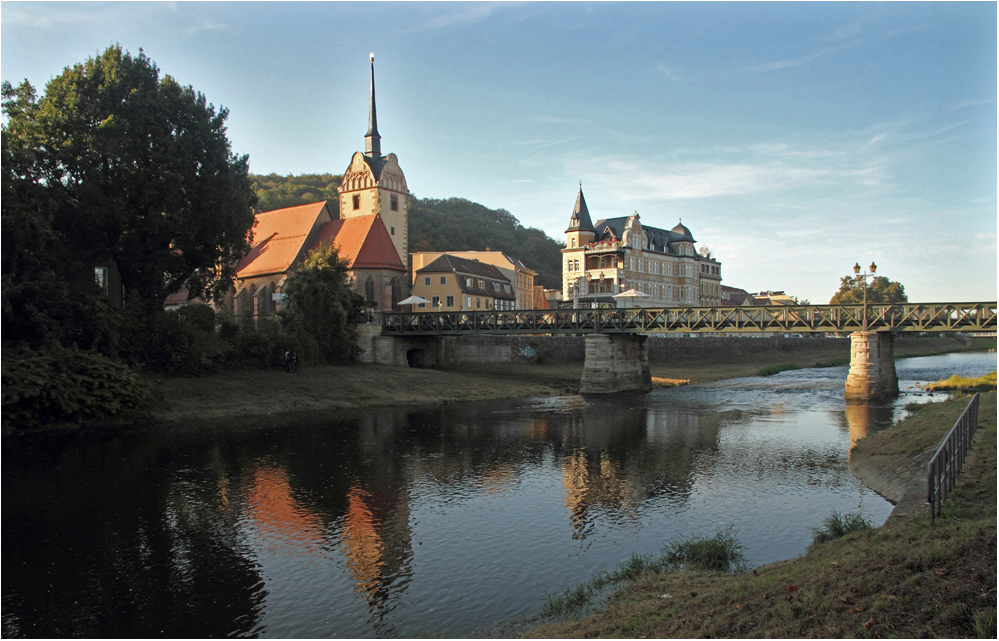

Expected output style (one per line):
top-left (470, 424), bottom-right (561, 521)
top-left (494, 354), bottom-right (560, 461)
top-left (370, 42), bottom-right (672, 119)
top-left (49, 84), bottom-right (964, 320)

top-left (236, 201), bottom-right (331, 278)
top-left (532, 285), bottom-right (551, 310)
top-left (315, 214), bottom-right (405, 272)
top-left (417, 254), bottom-right (516, 300)
top-left (565, 187), bottom-right (595, 233)
top-left (592, 217), bottom-right (697, 254)
top-left (721, 285), bottom-right (763, 306)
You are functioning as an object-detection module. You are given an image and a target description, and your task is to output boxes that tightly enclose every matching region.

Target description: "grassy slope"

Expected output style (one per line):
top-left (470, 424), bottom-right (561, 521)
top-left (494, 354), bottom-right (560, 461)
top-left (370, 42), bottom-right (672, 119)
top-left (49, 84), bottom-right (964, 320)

top-left (146, 336), bottom-right (990, 423)
top-left (527, 392), bottom-right (997, 639)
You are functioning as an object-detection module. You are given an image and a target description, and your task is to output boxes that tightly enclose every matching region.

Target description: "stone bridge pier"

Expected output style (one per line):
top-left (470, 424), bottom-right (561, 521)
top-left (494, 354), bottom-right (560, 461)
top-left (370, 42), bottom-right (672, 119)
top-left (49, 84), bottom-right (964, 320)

top-left (845, 331), bottom-right (898, 400)
top-left (579, 334), bottom-right (652, 394)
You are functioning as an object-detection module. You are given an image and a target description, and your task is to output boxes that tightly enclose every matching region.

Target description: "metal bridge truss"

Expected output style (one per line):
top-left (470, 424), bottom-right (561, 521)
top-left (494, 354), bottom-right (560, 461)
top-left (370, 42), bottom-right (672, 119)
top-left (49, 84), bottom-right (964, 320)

top-left (382, 303), bottom-right (997, 336)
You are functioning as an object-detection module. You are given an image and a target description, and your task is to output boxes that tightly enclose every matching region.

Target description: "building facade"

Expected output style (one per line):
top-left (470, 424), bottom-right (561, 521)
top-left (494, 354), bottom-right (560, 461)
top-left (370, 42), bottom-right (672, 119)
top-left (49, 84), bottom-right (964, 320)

top-left (561, 188), bottom-right (722, 307)
top-left (411, 250), bottom-right (537, 308)
top-left (410, 254), bottom-right (516, 311)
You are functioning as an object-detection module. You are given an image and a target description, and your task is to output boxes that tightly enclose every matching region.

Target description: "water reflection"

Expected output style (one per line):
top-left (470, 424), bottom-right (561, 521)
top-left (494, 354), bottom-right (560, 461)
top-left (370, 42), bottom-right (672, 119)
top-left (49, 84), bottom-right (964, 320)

top-left (3, 352), bottom-right (991, 638)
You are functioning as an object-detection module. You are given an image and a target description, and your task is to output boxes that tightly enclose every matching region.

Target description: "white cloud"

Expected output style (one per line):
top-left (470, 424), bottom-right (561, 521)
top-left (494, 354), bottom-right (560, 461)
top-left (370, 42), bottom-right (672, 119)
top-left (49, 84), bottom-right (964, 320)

top-left (400, 2), bottom-right (511, 35)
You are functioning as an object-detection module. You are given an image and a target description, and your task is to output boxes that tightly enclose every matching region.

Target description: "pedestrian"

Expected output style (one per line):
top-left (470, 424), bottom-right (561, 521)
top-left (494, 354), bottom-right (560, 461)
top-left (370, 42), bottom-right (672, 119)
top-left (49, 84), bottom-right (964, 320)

top-left (292, 351), bottom-right (299, 373)
top-left (285, 348), bottom-right (293, 373)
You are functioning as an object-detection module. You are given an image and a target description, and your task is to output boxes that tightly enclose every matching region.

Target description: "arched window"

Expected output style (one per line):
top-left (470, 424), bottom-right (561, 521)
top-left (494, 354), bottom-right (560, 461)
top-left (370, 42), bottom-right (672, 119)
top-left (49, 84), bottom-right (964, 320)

top-left (364, 277), bottom-right (376, 304)
top-left (570, 238), bottom-right (576, 248)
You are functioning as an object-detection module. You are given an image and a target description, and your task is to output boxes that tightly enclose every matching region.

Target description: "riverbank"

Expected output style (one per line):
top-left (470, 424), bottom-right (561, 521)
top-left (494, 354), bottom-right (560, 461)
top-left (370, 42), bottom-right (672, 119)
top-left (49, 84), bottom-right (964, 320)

top-left (143, 335), bottom-right (991, 424)
top-left (525, 391), bottom-right (997, 639)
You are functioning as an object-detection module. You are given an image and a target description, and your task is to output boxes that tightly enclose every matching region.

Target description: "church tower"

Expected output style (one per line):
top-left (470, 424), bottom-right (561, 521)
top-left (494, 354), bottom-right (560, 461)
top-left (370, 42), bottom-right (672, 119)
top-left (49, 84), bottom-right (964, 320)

top-left (338, 53), bottom-right (409, 267)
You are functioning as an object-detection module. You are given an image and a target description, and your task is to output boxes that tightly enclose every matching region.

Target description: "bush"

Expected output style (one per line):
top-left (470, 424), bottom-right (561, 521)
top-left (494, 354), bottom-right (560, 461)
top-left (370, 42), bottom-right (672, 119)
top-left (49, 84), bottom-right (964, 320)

top-left (811, 511), bottom-right (873, 546)
top-left (1, 345), bottom-right (151, 432)
top-left (660, 526), bottom-right (748, 572)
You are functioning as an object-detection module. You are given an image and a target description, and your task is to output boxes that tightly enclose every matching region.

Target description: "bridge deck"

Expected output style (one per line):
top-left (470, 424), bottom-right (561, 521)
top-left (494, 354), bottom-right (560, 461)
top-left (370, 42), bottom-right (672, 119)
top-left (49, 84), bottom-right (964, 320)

top-left (382, 303), bottom-right (997, 336)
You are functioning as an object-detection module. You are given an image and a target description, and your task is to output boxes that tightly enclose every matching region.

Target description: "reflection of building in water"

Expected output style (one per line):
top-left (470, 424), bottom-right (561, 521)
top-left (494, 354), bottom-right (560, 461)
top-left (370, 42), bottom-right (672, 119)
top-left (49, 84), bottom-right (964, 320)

top-left (562, 450), bottom-right (638, 539)
top-left (246, 465), bottom-right (325, 556)
top-left (843, 401), bottom-right (896, 452)
top-left (339, 483), bottom-right (412, 607)
top-left (559, 408), bottom-right (722, 539)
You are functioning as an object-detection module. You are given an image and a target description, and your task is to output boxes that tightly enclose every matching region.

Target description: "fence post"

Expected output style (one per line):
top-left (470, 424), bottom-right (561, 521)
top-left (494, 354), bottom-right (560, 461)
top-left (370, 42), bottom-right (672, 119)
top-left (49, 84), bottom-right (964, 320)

top-left (926, 393), bottom-right (981, 526)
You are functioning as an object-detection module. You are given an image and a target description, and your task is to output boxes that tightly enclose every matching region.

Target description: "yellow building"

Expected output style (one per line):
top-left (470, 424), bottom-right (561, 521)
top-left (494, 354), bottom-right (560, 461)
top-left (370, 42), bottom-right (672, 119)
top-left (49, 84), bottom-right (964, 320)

top-left (562, 187), bottom-right (722, 307)
top-left (410, 250), bottom-right (537, 308)
top-left (410, 254), bottom-right (516, 311)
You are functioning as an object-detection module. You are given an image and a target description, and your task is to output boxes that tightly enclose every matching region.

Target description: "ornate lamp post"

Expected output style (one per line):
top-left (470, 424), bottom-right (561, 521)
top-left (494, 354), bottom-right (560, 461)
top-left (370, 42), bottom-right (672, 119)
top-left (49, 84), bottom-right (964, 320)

top-left (853, 261), bottom-right (877, 331)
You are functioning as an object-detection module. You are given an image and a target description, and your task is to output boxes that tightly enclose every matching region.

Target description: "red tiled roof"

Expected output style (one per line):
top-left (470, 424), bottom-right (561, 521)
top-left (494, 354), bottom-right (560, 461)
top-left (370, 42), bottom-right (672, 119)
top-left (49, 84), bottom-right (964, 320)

top-left (313, 215), bottom-right (406, 272)
top-left (236, 202), bottom-right (331, 278)
top-left (532, 285), bottom-right (551, 310)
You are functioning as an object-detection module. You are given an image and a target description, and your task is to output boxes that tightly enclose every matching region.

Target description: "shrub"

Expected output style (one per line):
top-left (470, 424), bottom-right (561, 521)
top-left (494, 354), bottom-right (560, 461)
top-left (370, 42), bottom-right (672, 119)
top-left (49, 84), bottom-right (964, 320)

top-left (1, 345), bottom-right (151, 432)
top-left (811, 511), bottom-right (873, 546)
top-left (660, 526), bottom-right (747, 572)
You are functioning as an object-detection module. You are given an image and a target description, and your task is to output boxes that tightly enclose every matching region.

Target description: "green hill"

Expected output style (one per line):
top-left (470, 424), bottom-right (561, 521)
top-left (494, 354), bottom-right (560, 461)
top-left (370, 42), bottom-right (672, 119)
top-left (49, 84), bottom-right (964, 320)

top-left (249, 173), bottom-right (565, 289)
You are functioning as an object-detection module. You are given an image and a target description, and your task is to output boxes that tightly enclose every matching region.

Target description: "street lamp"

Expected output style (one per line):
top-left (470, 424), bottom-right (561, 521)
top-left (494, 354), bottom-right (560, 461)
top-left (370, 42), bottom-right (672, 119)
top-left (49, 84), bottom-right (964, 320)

top-left (853, 261), bottom-right (877, 331)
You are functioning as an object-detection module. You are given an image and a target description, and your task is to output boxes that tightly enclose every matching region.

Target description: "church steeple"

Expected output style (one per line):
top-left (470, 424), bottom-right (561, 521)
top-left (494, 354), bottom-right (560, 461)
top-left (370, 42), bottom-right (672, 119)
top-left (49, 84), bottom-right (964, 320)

top-left (365, 52), bottom-right (381, 159)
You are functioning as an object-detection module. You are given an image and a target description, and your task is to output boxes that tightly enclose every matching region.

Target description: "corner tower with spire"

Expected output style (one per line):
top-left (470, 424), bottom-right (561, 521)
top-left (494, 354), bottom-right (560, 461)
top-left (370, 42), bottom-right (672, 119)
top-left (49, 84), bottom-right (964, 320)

top-left (338, 53), bottom-right (409, 268)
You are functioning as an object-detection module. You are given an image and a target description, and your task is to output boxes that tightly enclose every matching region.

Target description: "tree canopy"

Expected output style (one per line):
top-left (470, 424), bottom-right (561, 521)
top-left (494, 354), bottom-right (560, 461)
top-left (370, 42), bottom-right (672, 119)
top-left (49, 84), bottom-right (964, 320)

top-left (829, 274), bottom-right (908, 305)
top-left (251, 173), bottom-right (342, 213)
top-left (281, 243), bottom-right (365, 363)
top-left (2, 45), bottom-right (256, 317)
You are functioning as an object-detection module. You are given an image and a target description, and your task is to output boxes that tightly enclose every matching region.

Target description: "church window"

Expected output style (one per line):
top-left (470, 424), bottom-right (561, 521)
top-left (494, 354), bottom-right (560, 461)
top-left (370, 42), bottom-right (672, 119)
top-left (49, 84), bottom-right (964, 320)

top-left (352, 195), bottom-right (360, 210)
top-left (424, 276), bottom-right (431, 286)
top-left (390, 194), bottom-right (398, 211)
top-left (440, 276), bottom-right (447, 285)
top-left (446, 295), bottom-right (455, 307)
top-left (391, 279), bottom-right (401, 309)
top-left (391, 226), bottom-right (395, 235)
top-left (364, 277), bottom-right (376, 303)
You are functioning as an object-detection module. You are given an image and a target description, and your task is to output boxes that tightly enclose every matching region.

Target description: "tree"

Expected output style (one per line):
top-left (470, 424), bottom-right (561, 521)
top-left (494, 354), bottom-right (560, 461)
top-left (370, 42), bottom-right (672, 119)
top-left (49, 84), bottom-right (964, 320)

top-left (829, 275), bottom-right (908, 305)
top-left (2, 45), bottom-right (256, 319)
top-left (698, 245), bottom-right (713, 259)
top-left (281, 243), bottom-right (365, 363)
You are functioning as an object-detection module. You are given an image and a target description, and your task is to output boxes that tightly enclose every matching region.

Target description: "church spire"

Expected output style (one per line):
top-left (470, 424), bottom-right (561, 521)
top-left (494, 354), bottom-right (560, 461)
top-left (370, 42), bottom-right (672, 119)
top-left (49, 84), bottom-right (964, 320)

top-left (365, 52), bottom-right (381, 159)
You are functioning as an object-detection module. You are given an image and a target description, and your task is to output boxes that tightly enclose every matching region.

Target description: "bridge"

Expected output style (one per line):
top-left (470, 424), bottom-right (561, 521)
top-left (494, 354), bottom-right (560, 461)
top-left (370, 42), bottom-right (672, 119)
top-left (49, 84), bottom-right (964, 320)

top-left (374, 302), bottom-right (996, 399)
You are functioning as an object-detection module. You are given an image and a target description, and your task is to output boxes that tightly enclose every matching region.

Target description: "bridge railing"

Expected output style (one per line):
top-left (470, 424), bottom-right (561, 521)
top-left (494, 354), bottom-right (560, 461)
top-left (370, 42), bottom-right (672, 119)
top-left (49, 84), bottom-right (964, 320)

top-left (382, 302), bottom-right (997, 336)
top-left (927, 393), bottom-right (981, 525)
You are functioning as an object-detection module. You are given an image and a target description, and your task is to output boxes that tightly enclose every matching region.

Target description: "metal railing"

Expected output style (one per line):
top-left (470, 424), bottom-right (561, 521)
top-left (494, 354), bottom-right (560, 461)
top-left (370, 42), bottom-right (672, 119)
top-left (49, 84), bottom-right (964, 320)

top-left (383, 302), bottom-right (998, 336)
top-left (927, 393), bottom-right (981, 525)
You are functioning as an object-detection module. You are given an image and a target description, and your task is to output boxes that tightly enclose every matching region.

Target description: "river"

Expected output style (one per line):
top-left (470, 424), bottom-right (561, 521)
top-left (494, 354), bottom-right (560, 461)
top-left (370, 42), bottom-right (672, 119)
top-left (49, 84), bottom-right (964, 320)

top-left (2, 351), bottom-right (995, 638)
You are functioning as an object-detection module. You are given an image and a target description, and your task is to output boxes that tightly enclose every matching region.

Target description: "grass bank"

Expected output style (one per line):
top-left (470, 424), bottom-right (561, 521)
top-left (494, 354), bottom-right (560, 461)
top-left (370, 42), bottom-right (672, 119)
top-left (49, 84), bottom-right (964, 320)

top-left (526, 392), bottom-right (997, 639)
top-left (143, 336), bottom-right (992, 424)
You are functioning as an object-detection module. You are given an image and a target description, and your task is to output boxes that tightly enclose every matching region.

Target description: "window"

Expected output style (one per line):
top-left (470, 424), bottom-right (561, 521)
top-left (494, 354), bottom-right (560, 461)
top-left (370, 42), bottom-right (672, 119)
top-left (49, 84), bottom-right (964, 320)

top-left (424, 276), bottom-right (431, 286)
top-left (476, 297), bottom-right (481, 308)
top-left (485, 299), bottom-right (491, 309)
top-left (390, 226), bottom-right (395, 236)
top-left (446, 295), bottom-right (454, 307)
top-left (439, 276), bottom-right (447, 285)
top-left (570, 238), bottom-right (576, 248)
top-left (390, 194), bottom-right (398, 211)
top-left (431, 295), bottom-right (440, 308)
top-left (466, 277), bottom-right (473, 288)
top-left (477, 279), bottom-right (485, 288)
top-left (94, 267), bottom-right (108, 295)
top-left (418, 302), bottom-right (426, 309)
top-left (465, 295), bottom-right (471, 308)
top-left (352, 195), bottom-right (360, 210)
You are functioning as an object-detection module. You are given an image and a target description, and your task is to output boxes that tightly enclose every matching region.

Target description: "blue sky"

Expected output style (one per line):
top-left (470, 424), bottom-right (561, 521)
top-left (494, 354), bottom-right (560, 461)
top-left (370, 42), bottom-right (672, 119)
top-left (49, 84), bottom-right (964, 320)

top-left (2, 1), bottom-right (996, 303)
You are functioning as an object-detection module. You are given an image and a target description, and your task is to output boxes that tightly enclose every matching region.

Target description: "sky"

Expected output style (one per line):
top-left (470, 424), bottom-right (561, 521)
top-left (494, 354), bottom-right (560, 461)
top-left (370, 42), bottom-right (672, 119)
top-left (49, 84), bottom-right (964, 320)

top-left (2, 1), bottom-right (996, 303)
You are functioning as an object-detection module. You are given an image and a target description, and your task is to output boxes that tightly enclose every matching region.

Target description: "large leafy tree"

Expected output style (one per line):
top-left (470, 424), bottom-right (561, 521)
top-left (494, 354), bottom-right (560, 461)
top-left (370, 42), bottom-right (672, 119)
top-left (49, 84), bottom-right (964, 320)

top-left (829, 275), bottom-right (908, 304)
top-left (2, 45), bottom-right (256, 317)
top-left (281, 244), bottom-right (365, 364)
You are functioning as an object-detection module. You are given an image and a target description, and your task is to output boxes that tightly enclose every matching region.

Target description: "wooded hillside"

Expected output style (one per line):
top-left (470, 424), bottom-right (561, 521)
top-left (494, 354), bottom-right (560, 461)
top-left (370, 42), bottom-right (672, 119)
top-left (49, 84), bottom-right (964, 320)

top-left (249, 173), bottom-right (565, 288)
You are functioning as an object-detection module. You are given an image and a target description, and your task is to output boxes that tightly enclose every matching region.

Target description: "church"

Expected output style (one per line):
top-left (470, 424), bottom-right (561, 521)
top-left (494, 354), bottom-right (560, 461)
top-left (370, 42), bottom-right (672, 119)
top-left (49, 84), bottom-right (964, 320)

top-left (561, 187), bottom-right (722, 307)
top-left (223, 55), bottom-right (410, 320)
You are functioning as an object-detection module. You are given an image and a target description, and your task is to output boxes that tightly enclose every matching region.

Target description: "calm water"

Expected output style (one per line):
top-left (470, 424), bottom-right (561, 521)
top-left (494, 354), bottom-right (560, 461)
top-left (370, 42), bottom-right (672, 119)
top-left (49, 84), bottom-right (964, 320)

top-left (3, 351), bottom-right (995, 638)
